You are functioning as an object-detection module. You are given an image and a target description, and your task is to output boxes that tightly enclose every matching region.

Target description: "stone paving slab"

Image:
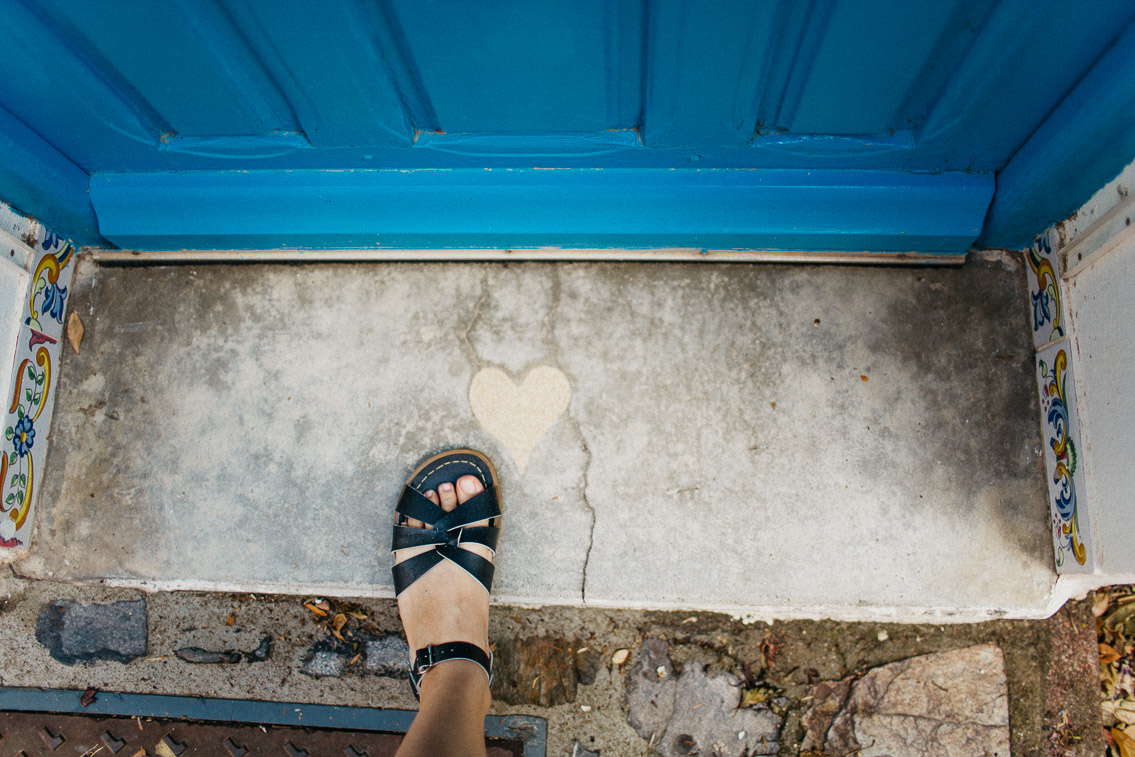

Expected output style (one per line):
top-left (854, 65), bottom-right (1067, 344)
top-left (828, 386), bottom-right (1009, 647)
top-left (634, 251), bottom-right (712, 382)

top-left (801, 644), bottom-right (1010, 756)
top-left (20, 256), bottom-right (1057, 619)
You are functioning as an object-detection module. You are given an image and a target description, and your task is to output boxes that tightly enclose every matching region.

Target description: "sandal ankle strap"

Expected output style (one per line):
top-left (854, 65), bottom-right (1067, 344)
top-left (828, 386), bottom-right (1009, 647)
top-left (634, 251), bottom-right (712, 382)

top-left (409, 641), bottom-right (493, 700)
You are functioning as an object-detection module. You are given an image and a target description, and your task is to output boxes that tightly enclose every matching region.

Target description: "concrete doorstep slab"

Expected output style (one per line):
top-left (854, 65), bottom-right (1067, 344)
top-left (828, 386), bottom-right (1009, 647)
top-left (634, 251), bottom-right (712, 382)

top-left (19, 256), bottom-right (1059, 620)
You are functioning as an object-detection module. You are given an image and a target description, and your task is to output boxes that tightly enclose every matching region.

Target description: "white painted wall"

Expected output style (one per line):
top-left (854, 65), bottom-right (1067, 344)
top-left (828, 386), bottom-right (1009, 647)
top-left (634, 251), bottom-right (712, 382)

top-left (1058, 158), bottom-right (1135, 579)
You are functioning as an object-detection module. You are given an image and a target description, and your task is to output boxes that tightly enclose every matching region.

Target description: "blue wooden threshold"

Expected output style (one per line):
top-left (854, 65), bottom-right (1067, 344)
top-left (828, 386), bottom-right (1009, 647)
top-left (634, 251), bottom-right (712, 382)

top-left (88, 168), bottom-right (992, 254)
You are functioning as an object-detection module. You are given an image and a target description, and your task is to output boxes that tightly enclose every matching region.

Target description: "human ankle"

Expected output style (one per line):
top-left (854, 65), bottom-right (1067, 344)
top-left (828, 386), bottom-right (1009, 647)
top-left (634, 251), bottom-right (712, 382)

top-left (418, 659), bottom-right (492, 712)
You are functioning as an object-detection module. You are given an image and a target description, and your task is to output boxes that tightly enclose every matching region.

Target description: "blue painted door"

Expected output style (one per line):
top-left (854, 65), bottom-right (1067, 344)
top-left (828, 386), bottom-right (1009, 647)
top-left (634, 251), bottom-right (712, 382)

top-left (1, 0), bottom-right (1134, 251)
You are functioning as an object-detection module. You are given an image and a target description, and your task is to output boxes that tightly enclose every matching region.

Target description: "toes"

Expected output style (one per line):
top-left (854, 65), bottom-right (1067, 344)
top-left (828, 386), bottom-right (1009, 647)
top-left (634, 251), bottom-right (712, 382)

top-left (456, 474), bottom-right (484, 504)
top-left (405, 489), bottom-right (438, 529)
top-left (437, 481), bottom-right (457, 512)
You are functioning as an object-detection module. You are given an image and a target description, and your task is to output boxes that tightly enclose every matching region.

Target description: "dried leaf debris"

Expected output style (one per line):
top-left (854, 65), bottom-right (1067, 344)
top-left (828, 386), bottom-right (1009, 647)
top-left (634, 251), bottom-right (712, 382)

top-left (66, 311), bottom-right (83, 354)
top-left (1099, 586), bottom-right (1135, 756)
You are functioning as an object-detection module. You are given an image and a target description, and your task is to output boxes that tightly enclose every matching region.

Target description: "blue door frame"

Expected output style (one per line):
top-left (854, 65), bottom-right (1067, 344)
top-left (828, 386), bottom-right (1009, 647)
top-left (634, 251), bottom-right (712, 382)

top-left (2, 0), bottom-right (1134, 253)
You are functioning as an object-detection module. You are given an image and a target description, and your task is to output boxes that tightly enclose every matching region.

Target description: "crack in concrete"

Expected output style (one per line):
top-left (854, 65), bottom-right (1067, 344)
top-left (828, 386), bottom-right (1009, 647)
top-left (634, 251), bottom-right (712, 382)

top-left (540, 269), bottom-right (596, 603)
top-left (460, 267), bottom-right (490, 367)
top-left (577, 433), bottom-right (595, 603)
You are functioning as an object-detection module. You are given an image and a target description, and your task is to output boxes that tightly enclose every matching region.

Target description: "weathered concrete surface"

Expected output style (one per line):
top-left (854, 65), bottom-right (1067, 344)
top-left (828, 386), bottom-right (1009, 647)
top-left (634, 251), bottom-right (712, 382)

top-left (802, 644), bottom-right (1009, 756)
top-left (22, 255), bottom-right (1054, 619)
top-left (0, 574), bottom-right (1104, 757)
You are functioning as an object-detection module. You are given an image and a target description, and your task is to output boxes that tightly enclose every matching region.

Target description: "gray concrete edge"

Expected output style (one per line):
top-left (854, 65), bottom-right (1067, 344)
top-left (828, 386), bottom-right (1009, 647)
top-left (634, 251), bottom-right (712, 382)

top-left (13, 572), bottom-right (1081, 624)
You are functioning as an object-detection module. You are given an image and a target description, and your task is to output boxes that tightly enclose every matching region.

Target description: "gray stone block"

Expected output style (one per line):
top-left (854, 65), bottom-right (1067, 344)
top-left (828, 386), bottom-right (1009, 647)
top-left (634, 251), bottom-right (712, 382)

top-left (364, 635), bottom-right (409, 677)
top-left (35, 598), bottom-right (147, 665)
top-left (625, 638), bottom-right (781, 757)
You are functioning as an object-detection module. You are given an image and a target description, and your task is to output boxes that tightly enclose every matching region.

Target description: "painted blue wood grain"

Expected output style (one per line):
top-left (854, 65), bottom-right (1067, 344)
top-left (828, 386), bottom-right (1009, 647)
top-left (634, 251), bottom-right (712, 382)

top-left (909, 0), bottom-right (1135, 171)
top-left (386, 0), bottom-right (626, 133)
top-left (980, 19), bottom-right (1135, 249)
top-left (642, 0), bottom-right (779, 147)
top-left (216, 0), bottom-right (421, 147)
top-left (42, 0), bottom-right (300, 138)
top-left (0, 0), bottom-right (166, 172)
top-left (0, 104), bottom-right (102, 245)
top-left (88, 168), bottom-right (992, 253)
top-left (782, 0), bottom-right (969, 135)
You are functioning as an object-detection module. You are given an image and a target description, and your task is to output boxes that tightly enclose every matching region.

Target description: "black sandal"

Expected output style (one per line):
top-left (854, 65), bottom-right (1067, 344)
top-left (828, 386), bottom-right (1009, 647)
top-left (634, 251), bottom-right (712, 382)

top-left (391, 449), bottom-right (500, 698)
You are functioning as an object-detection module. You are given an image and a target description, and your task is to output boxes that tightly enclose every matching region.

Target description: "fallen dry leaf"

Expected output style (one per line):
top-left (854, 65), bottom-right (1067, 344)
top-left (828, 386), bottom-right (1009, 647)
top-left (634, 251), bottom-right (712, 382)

top-left (740, 686), bottom-right (770, 708)
top-left (1112, 726), bottom-right (1135, 757)
top-left (1116, 700), bottom-right (1135, 726)
top-left (303, 602), bottom-right (328, 618)
top-left (225, 613), bottom-right (236, 627)
top-left (611, 648), bottom-right (629, 666)
top-left (66, 312), bottom-right (83, 354)
top-left (79, 687), bottom-right (98, 707)
top-left (860, 374), bottom-right (869, 381)
top-left (331, 613), bottom-right (348, 641)
top-left (1096, 590), bottom-right (1113, 617)
top-left (1103, 644), bottom-right (1123, 665)
top-left (1107, 603), bottom-right (1135, 631)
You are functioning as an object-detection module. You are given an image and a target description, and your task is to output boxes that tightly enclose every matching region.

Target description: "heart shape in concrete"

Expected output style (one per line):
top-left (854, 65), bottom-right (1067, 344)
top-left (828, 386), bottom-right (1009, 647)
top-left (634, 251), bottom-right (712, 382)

top-left (469, 365), bottom-right (571, 474)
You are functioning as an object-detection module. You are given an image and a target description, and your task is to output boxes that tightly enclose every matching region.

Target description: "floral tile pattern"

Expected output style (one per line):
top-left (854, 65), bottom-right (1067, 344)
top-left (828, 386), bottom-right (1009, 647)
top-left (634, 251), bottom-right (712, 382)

top-left (0, 203), bottom-right (74, 557)
top-left (1026, 227), bottom-right (1065, 349)
top-left (1035, 338), bottom-right (1092, 573)
top-left (1027, 225), bottom-right (1095, 575)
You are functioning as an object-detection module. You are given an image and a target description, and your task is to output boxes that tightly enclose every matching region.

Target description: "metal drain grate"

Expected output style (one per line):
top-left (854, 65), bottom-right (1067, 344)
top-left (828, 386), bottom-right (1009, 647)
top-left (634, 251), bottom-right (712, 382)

top-left (0, 687), bottom-right (546, 756)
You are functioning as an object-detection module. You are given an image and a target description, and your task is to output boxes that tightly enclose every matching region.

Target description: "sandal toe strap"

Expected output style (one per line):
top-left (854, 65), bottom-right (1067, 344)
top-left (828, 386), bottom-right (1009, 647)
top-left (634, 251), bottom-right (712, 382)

top-left (392, 480), bottom-right (501, 596)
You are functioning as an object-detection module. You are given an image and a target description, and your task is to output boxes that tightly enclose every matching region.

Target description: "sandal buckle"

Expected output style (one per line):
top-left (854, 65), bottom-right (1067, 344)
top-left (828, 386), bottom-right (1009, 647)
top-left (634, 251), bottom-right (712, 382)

top-left (414, 645), bottom-right (436, 677)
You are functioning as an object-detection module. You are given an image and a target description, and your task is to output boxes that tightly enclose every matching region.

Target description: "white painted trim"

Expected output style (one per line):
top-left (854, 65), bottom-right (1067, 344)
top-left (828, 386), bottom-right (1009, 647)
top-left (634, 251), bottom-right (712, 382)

top-left (1061, 191), bottom-right (1135, 280)
top-left (0, 230), bottom-right (35, 273)
top-left (87, 247), bottom-right (965, 266)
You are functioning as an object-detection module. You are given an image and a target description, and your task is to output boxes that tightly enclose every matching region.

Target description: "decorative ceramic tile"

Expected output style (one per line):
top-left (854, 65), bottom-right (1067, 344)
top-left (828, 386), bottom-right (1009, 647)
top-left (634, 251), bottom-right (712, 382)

top-left (1035, 339), bottom-right (1093, 573)
top-left (0, 204), bottom-right (75, 557)
top-left (1025, 228), bottom-right (1065, 349)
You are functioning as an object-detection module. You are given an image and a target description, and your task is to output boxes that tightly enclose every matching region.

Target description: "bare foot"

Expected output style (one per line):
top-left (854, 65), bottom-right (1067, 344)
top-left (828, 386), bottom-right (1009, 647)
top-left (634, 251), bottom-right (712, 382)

top-left (395, 473), bottom-right (495, 696)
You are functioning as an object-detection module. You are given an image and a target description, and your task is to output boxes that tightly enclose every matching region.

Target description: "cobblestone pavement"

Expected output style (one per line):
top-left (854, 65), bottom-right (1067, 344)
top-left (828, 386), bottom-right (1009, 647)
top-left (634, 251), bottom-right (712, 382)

top-left (0, 573), bottom-right (1102, 756)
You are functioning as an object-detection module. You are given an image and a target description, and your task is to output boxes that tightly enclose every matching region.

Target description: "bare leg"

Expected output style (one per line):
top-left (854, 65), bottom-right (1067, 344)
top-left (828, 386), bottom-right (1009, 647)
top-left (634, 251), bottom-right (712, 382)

top-left (394, 475), bottom-right (495, 757)
top-left (396, 660), bottom-right (491, 756)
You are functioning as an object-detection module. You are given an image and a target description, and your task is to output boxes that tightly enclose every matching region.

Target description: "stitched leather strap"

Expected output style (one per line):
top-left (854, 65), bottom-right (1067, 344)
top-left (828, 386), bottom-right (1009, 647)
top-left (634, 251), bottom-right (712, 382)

top-left (391, 542), bottom-right (496, 596)
top-left (391, 482), bottom-right (501, 597)
top-left (408, 641), bottom-right (493, 700)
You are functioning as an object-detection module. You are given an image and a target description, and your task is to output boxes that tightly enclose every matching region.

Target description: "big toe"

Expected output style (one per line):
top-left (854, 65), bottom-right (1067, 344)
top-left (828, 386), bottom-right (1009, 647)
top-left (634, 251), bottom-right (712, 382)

top-left (456, 474), bottom-right (484, 503)
top-left (456, 474), bottom-right (494, 561)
